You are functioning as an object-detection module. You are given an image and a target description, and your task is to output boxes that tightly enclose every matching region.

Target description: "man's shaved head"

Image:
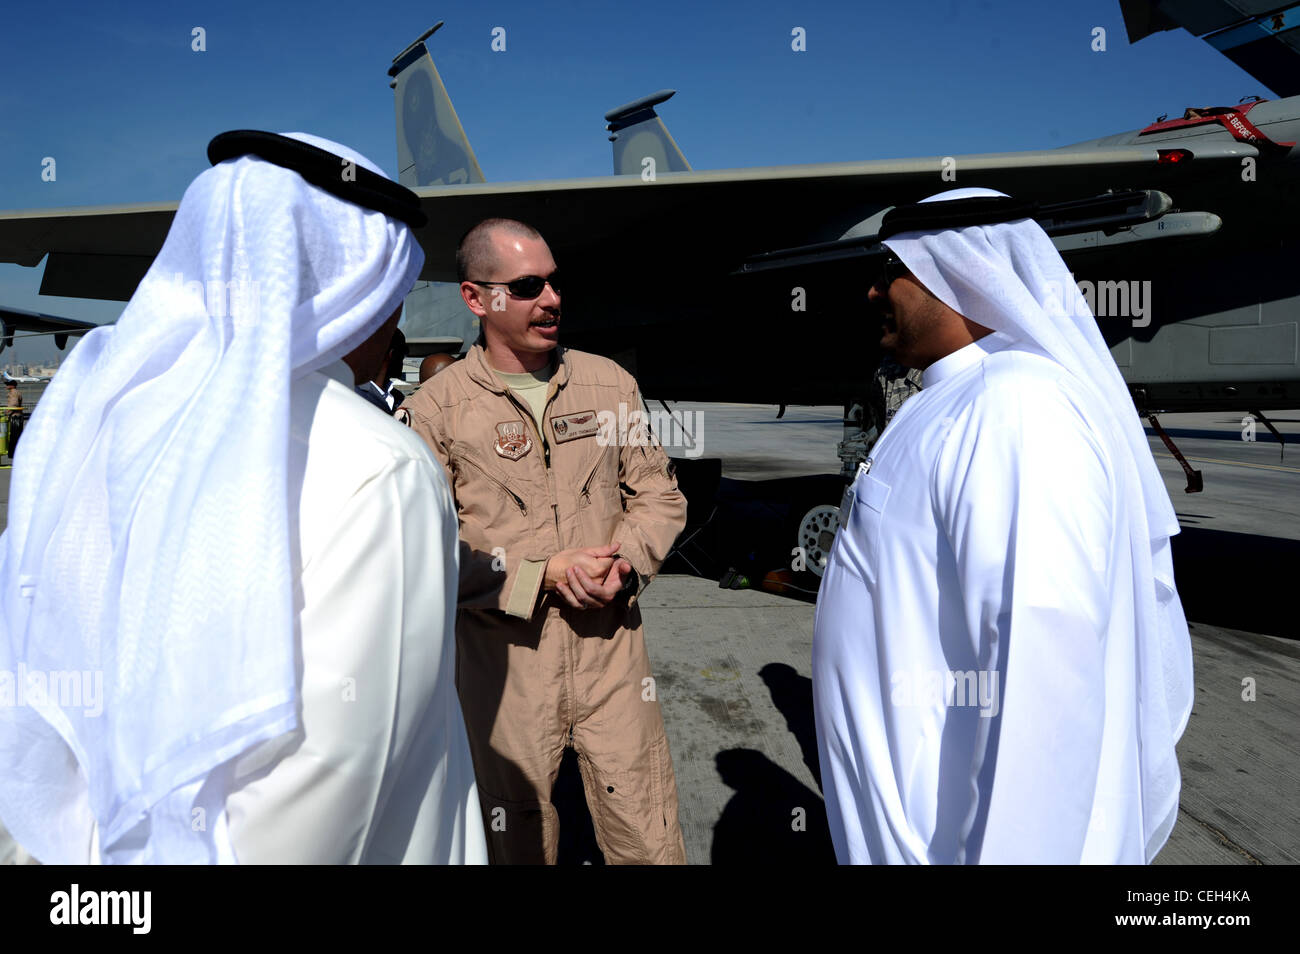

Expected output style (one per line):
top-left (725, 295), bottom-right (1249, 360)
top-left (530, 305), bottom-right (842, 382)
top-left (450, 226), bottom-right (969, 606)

top-left (456, 218), bottom-right (543, 282)
top-left (456, 218), bottom-right (558, 373)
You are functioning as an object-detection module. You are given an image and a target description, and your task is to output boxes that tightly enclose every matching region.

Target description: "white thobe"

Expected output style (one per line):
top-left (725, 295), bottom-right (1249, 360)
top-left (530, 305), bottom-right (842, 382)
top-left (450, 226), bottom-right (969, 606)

top-left (89, 361), bottom-right (488, 863)
top-left (813, 335), bottom-right (1149, 864)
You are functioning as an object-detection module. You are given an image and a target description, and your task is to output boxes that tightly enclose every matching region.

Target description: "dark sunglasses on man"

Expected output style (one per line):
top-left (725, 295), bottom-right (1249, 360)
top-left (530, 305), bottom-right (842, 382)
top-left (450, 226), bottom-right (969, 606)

top-left (876, 252), bottom-right (910, 291)
top-left (468, 272), bottom-right (561, 299)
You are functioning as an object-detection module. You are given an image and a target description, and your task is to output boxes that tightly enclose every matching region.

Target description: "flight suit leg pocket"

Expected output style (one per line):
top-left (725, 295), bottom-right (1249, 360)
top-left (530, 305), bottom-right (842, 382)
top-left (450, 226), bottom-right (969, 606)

top-left (646, 733), bottom-right (686, 865)
top-left (477, 787), bottom-right (559, 866)
top-left (578, 733), bottom-right (685, 865)
top-left (576, 751), bottom-right (652, 864)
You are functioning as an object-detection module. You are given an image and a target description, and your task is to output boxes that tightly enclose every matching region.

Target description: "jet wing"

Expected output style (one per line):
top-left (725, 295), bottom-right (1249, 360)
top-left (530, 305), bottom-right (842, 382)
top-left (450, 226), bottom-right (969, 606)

top-left (1, 306), bottom-right (100, 351)
top-left (0, 143), bottom-right (1252, 298)
top-left (0, 202), bottom-right (177, 301)
top-left (403, 143), bottom-right (1253, 283)
top-left (1120, 1), bottom-right (1300, 98)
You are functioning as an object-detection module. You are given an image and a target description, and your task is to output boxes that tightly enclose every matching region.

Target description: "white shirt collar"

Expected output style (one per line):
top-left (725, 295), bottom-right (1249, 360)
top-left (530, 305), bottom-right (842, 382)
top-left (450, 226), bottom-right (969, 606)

top-left (920, 333), bottom-right (1013, 389)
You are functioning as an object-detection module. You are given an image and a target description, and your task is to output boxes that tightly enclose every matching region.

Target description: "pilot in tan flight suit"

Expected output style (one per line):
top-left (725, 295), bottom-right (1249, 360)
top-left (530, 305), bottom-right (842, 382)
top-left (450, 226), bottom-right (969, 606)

top-left (406, 217), bottom-right (688, 864)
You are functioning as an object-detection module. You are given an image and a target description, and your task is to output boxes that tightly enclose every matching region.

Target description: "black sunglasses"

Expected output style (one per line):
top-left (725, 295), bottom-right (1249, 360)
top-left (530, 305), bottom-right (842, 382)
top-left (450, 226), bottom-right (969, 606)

top-left (876, 253), bottom-right (910, 290)
top-left (468, 272), bottom-right (561, 299)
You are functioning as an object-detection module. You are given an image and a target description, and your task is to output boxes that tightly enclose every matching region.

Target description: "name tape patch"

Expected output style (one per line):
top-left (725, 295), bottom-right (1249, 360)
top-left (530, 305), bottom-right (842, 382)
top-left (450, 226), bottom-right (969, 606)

top-left (551, 409), bottom-right (600, 443)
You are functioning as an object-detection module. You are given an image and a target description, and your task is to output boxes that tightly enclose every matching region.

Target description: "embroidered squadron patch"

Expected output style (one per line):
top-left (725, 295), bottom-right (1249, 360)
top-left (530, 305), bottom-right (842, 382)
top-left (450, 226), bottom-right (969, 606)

top-left (494, 420), bottom-right (533, 461)
top-left (551, 409), bottom-right (600, 444)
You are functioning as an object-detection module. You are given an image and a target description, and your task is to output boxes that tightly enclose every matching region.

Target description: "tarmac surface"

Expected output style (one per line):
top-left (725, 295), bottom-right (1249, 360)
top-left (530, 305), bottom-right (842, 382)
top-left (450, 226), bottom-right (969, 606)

top-left (1, 401), bottom-right (1297, 864)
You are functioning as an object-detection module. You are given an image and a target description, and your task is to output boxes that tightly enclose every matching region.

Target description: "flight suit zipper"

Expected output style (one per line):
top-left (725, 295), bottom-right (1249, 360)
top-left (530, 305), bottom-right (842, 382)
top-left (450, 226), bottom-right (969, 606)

top-left (475, 353), bottom-right (567, 543)
top-left (529, 378), bottom-right (577, 728)
top-left (504, 382), bottom-right (562, 542)
top-left (500, 377), bottom-right (575, 727)
top-left (502, 388), bottom-right (552, 468)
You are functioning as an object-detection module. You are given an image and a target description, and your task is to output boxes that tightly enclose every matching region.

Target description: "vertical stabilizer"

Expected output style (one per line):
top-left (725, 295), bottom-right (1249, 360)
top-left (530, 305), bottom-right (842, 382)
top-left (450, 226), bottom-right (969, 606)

top-left (605, 90), bottom-right (691, 175)
top-left (390, 22), bottom-right (485, 187)
top-left (388, 23), bottom-right (485, 353)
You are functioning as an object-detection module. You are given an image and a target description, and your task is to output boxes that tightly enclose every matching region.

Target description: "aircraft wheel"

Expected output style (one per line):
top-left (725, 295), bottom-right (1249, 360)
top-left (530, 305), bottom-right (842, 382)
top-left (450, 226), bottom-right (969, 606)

top-left (797, 504), bottom-right (841, 578)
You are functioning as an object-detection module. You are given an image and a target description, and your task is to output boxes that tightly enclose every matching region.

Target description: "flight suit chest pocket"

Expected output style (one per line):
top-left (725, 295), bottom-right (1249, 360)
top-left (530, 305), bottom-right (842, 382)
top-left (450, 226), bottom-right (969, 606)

top-left (835, 470), bottom-right (890, 585)
top-left (451, 446), bottom-right (527, 526)
top-left (577, 446), bottom-right (617, 509)
top-left (576, 446), bottom-right (621, 545)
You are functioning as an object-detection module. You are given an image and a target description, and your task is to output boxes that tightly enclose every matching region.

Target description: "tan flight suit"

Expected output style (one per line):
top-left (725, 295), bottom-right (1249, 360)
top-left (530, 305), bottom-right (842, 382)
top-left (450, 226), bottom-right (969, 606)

top-left (406, 343), bottom-right (688, 864)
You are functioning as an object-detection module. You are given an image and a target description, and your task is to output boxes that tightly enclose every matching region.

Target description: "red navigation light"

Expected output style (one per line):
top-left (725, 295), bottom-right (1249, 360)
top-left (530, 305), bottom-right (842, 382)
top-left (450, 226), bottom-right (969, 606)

top-left (1157, 149), bottom-right (1193, 164)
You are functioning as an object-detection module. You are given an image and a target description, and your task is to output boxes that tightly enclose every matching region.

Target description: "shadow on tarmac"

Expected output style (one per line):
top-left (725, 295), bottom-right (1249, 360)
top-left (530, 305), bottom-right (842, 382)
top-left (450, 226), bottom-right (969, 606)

top-left (1171, 528), bottom-right (1300, 640)
top-left (711, 748), bottom-right (835, 864)
top-left (1142, 426), bottom-right (1290, 445)
top-left (708, 664), bottom-right (835, 862)
top-left (758, 663), bottom-right (823, 792)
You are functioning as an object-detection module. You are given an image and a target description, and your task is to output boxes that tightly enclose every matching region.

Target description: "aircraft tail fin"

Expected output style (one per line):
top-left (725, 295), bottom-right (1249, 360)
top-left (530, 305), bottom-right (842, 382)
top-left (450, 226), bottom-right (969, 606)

top-left (605, 90), bottom-right (691, 175)
top-left (388, 23), bottom-right (484, 353)
top-left (389, 22), bottom-right (485, 187)
top-left (1121, 0), bottom-right (1300, 97)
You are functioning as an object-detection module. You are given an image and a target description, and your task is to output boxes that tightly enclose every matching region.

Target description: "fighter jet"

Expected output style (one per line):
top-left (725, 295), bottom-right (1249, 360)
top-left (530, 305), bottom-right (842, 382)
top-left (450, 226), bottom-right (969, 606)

top-left (0, 5), bottom-right (1295, 470)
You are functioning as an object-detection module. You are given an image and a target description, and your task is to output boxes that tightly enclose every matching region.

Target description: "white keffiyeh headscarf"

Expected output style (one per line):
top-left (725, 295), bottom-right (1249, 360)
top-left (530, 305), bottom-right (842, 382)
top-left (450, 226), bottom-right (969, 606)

top-left (0, 133), bottom-right (424, 863)
top-left (883, 187), bottom-right (1194, 862)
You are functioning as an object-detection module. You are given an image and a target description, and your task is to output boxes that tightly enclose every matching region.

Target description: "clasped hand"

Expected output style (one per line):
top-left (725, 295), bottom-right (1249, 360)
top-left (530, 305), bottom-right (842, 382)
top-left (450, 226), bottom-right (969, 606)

top-left (544, 542), bottom-right (633, 610)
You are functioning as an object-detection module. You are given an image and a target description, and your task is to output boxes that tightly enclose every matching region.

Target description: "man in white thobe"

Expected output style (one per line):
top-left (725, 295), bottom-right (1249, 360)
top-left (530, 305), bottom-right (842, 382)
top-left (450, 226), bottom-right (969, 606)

top-left (217, 345), bottom-right (481, 863)
top-left (0, 131), bottom-right (486, 864)
top-left (812, 188), bottom-right (1193, 864)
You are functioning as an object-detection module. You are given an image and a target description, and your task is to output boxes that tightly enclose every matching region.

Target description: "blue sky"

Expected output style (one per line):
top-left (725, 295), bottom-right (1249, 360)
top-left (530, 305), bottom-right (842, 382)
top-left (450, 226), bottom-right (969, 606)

top-left (0, 0), bottom-right (1269, 362)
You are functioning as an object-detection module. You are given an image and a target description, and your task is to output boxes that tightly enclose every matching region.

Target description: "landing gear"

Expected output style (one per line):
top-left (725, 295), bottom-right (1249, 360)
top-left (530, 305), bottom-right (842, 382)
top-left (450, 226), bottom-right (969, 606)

top-left (794, 397), bottom-right (876, 580)
top-left (837, 400), bottom-right (874, 482)
top-left (1146, 412), bottom-right (1203, 494)
top-left (1249, 409), bottom-right (1287, 461)
top-left (797, 504), bottom-right (842, 578)
top-left (797, 362), bottom-right (925, 577)
top-left (792, 395), bottom-right (879, 579)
